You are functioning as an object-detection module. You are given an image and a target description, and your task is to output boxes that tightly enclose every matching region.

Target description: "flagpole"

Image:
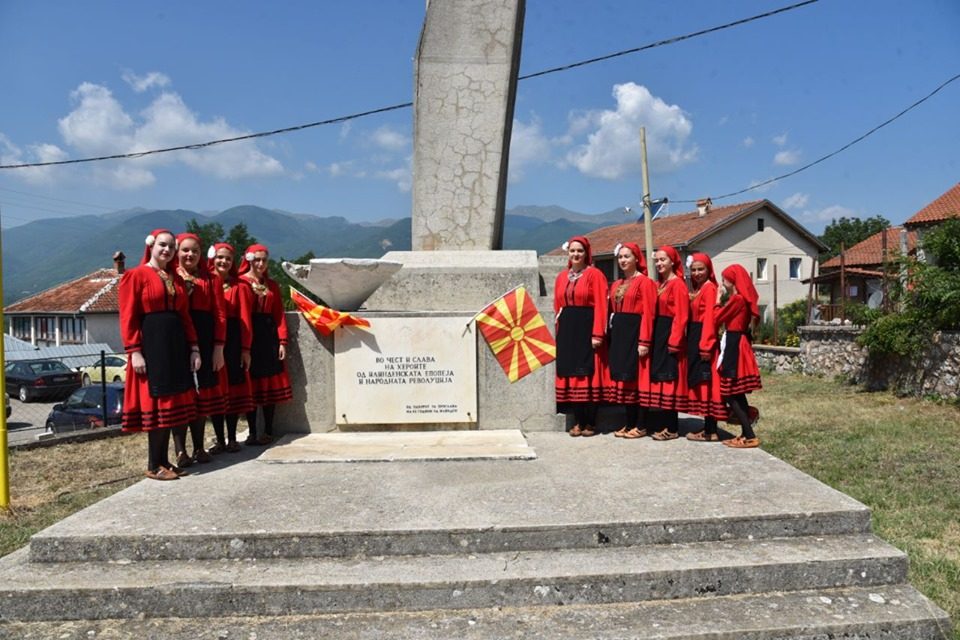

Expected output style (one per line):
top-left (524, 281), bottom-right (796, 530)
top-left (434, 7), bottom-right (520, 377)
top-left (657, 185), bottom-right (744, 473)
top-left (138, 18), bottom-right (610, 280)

top-left (467, 283), bottom-right (525, 327)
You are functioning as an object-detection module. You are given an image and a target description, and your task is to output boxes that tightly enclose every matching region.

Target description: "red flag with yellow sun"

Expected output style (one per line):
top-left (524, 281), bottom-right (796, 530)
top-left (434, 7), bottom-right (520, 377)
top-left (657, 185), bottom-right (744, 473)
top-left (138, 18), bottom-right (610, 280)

top-left (476, 286), bottom-right (556, 382)
top-left (291, 288), bottom-right (371, 336)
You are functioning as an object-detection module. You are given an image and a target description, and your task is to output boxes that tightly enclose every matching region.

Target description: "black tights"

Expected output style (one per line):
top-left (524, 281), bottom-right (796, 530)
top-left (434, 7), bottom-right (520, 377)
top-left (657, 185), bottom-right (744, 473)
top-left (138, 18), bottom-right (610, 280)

top-left (704, 416), bottom-right (718, 435)
top-left (211, 414), bottom-right (240, 445)
top-left (724, 394), bottom-right (756, 439)
top-left (650, 409), bottom-right (679, 434)
top-left (624, 405), bottom-right (648, 430)
top-left (172, 418), bottom-right (207, 455)
top-left (246, 405), bottom-right (276, 439)
top-left (572, 404), bottom-right (597, 429)
top-left (147, 429), bottom-right (172, 471)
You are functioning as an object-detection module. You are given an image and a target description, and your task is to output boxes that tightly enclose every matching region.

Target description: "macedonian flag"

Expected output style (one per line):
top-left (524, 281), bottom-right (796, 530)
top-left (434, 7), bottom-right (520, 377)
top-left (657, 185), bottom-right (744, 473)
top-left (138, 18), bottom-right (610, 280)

top-left (476, 286), bottom-right (556, 382)
top-left (291, 287), bottom-right (371, 336)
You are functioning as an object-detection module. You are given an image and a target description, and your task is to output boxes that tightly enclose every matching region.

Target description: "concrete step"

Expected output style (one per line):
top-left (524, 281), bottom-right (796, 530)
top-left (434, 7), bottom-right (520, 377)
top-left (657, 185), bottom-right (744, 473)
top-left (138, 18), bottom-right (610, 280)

top-left (0, 534), bottom-right (907, 621)
top-left (27, 508), bottom-right (872, 563)
top-left (0, 584), bottom-right (950, 639)
top-left (25, 434), bottom-right (872, 563)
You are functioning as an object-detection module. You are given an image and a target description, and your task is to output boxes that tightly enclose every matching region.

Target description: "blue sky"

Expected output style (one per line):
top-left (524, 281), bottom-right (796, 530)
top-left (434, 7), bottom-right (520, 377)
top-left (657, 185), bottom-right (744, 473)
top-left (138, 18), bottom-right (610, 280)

top-left (1, 0), bottom-right (958, 234)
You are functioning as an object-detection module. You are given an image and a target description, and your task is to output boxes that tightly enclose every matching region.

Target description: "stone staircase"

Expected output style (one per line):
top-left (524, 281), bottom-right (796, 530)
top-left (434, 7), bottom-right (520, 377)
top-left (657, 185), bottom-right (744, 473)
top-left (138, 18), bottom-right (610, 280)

top-left (0, 432), bottom-right (951, 638)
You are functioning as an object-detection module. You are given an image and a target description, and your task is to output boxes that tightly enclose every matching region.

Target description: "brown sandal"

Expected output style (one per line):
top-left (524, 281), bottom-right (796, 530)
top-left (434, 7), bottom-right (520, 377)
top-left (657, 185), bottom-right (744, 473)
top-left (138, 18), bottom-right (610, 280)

top-left (145, 467), bottom-right (179, 481)
top-left (623, 428), bottom-right (647, 439)
top-left (686, 431), bottom-right (719, 442)
top-left (176, 451), bottom-right (193, 468)
top-left (569, 425), bottom-right (582, 437)
top-left (192, 449), bottom-right (212, 464)
top-left (207, 443), bottom-right (226, 455)
top-left (580, 427), bottom-right (597, 437)
top-left (723, 436), bottom-right (761, 449)
top-left (652, 429), bottom-right (679, 441)
top-left (613, 427), bottom-right (629, 438)
top-left (226, 441), bottom-right (242, 453)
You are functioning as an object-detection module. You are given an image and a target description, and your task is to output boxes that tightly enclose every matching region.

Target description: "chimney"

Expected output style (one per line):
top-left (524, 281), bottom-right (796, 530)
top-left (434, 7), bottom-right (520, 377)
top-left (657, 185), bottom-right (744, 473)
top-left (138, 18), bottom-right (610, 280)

top-left (113, 251), bottom-right (126, 274)
top-left (696, 198), bottom-right (712, 217)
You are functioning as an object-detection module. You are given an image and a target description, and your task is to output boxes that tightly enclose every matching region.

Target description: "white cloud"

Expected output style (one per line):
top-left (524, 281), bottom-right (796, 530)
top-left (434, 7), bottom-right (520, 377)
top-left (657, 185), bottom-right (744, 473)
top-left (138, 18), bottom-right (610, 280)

top-left (121, 70), bottom-right (171, 93)
top-left (508, 115), bottom-right (552, 182)
top-left (565, 83), bottom-right (698, 180)
top-left (742, 136), bottom-right (755, 148)
top-left (326, 160), bottom-right (366, 178)
top-left (800, 204), bottom-right (858, 223)
top-left (747, 177), bottom-right (776, 194)
top-left (304, 161), bottom-right (320, 173)
top-left (774, 149), bottom-right (801, 166)
top-left (50, 77), bottom-right (283, 188)
top-left (369, 125), bottom-right (409, 152)
top-left (375, 156), bottom-right (412, 192)
top-left (0, 134), bottom-right (69, 185)
top-left (782, 192), bottom-right (810, 209)
top-left (773, 133), bottom-right (789, 147)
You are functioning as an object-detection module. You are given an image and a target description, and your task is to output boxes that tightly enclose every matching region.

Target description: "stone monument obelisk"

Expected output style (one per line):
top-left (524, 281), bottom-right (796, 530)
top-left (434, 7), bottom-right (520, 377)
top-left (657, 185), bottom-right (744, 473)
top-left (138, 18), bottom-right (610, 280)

top-left (411, 0), bottom-right (525, 251)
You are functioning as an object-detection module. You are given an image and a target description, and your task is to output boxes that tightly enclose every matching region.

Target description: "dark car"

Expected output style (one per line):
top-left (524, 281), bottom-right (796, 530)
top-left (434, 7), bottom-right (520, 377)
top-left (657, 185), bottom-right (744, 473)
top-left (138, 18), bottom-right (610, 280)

top-left (45, 383), bottom-right (124, 434)
top-left (5, 359), bottom-right (82, 402)
top-left (4, 393), bottom-right (9, 419)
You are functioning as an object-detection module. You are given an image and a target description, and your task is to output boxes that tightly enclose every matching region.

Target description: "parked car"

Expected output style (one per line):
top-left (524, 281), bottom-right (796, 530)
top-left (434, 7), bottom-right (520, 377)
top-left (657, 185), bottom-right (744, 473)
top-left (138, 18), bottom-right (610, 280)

top-left (80, 354), bottom-right (127, 386)
top-left (5, 393), bottom-right (9, 419)
top-left (45, 383), bottom-right (124, 434)
top-left (4, 359), bottom-right (82, 402)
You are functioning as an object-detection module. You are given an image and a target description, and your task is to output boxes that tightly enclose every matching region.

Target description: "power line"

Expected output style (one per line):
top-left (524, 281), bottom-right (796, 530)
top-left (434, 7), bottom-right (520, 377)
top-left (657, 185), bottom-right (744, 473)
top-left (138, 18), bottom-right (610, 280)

top-left (0, 0), bottom-right (820, 172)
top-left (672, 72), bottom-right (960, 204)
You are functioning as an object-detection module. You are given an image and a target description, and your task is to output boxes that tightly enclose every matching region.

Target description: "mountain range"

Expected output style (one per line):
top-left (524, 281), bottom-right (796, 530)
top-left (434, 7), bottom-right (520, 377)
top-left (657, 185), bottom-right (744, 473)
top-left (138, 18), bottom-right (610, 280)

top-left (2, 204), bottom-right (632, 304)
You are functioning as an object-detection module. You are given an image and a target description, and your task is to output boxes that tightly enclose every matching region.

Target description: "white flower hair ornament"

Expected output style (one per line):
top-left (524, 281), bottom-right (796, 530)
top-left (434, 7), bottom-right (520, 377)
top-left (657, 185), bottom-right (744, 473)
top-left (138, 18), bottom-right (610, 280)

top-left (613, 242), bottom-right (623, 256)
top-left (145, 234), bottom-right (155, 247)
top-left (561, 241), bottom-right (570, 252)
top-left (245, 252), bottom-right (255, 262)
top-left (685, 254), bottom-right (694, 269)
top-left (207, 246), bottom-right (217, 259)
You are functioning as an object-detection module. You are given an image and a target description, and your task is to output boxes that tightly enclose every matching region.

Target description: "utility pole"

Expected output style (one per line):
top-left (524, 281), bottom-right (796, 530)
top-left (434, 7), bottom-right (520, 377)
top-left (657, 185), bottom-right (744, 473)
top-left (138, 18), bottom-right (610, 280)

top-left (640, 127), bottom-right (655, 270)
top-left (0, 205), bottom-right (8, 510)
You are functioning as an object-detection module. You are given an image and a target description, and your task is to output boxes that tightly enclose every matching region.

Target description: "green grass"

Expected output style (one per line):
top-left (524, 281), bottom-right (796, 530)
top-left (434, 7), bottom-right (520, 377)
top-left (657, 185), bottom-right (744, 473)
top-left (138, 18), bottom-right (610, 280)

top-left (756, 374), bottom-right (959, 637)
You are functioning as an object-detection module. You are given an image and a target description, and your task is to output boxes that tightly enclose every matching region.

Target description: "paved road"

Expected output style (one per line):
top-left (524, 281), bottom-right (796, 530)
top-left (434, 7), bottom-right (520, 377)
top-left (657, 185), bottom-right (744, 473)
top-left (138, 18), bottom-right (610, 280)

top-left (4, 397), bottom-right (61, 447)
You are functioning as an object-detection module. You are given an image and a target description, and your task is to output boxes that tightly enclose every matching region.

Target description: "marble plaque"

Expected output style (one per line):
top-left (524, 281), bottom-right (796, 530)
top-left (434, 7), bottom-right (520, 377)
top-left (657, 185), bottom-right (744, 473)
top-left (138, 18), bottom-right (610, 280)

top-left (334, 316), bottom-right (478, 425)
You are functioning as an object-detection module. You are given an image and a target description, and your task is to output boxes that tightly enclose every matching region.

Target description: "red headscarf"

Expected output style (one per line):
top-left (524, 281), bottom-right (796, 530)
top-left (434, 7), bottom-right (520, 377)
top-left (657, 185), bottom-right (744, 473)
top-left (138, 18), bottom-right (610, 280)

top-left (688, 252), bottom-right (717, 286)
top-left (207, 242), bottom-right (238, 278)
top-left (172, 232), bottom-right (204, 275)
top-left (615, 241), bottom-right (648, 276)
top-left (564, 235), bottom-right (592, 268)
top-left (656, 245), bottom-right (683, 282)
top-left (141, 228), bottom-right (177, 272)
top-left (721, 264), bottom-right (760, 320)
top-left (237, 243), bottom-right (270, 276)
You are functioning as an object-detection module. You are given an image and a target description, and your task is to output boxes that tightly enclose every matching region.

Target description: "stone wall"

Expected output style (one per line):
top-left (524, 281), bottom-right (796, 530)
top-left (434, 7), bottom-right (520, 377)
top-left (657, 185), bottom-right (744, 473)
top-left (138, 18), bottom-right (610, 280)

top-left (753, 344), bottom-right (802, 374)
top-left (797, 325), bottom-right (960, 399)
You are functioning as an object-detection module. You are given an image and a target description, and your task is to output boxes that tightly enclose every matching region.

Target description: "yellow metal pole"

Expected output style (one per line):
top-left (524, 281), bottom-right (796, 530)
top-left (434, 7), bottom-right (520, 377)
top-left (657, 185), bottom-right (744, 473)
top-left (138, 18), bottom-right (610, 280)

top-left (0, 208), bottom-right (9, 510)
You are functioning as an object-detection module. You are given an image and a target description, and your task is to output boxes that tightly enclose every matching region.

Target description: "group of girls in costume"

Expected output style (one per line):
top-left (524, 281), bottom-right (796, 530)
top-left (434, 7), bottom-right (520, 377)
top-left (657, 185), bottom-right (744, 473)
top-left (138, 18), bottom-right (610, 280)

top-left (553, 236), bottom-right (762, 448)
top-left (119, 229), bottom-right (292, 481)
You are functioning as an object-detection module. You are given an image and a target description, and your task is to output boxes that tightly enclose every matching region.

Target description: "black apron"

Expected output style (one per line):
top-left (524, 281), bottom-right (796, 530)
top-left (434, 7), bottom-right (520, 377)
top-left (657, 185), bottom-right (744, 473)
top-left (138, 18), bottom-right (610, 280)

top-left (250, 312), bottom-right (282, 379)
top-left (141, 311), bottom-right (194, 398)
top-left (555, 306), bottom-right (595, 377)
top-left (608, 312), bottom-right (641, 381)
top-left (687, 321), bottom-right (712, 386)
top-left (720, 330), bottom-right (744, 378)
top-left (650, 315), bottom-right (679, 382)
top-left (223, 317), bottom-right (246, 386)
top-left (190, 309), bottom-right (218, 389)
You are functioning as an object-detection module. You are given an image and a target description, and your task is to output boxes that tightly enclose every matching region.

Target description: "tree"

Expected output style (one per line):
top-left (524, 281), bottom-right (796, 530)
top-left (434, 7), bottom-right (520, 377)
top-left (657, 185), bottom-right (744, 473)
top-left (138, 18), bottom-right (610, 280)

top-left (185, 219), bottom-right (225, 251)
top-left (818, 215), bottom-right (890, 263)
top-left (225, 222), bottom-right (257, 254)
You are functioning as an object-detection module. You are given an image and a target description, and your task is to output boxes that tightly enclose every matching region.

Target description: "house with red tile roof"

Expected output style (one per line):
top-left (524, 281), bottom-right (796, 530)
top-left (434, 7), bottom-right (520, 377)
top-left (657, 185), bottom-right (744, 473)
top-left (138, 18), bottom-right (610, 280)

top-left (4, 253), bottom-right (125, 351)
top-left (809, 227), bottom-right (916, 311)
top-left (903, 182), bottom-right (960, 230)
top-left (546, 199), bottom-right (827, 319)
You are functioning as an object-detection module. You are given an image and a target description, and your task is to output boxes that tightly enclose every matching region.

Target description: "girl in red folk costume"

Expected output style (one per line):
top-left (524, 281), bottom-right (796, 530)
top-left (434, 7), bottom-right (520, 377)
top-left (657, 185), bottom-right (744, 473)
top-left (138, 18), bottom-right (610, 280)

top-left (606, 242), bottom-right (656, 439)
top-left (554, 236), bottom-right (608, 437)
top-left (207, 242), bottom-right (255, 453)
top-left (645, 245), bottom-right (690, 441)
top-left (238, 244), bottom-right (293, 445)
top-left (120, 229), bottom-right (200, 481)
top-left (685, 253), bottom-right (728, 442)
top-left (716, 264), bottom-right (764, 448)
top-left (171, 233), bottom-right (227, 467)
